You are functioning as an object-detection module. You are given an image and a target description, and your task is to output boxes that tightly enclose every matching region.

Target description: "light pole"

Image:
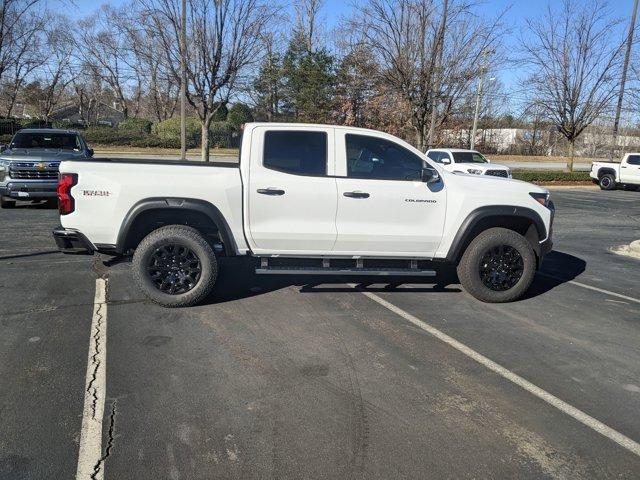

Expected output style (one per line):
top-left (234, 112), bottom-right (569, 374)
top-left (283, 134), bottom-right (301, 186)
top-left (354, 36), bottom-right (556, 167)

top-left (611, 0), bottom-right (639, 160)
top-left (470, 49), bottom-right (494, 151)
top-left (180, 0), bottom-right (187, 161)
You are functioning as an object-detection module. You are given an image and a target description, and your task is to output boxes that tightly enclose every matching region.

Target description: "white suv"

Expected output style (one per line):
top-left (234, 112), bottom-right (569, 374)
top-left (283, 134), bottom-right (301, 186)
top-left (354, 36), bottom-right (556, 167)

top-left (426, 148), bottom-right (511, 178)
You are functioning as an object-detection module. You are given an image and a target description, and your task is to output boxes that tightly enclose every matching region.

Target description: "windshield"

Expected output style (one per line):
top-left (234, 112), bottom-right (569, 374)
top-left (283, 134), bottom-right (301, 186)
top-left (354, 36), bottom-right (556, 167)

top-left (452, 152), bottom-right (488, 164)
top-left (10, 132), bottom-right (81, 150)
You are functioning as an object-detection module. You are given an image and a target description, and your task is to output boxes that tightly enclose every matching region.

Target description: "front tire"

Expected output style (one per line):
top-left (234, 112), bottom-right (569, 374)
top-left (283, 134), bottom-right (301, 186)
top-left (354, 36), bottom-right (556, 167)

top-left (599, 174), bottom-right (616, 190)
top-left (457, 227), bottom-right (536, 303)
top-left (132, 225), bottom-right (218, 307)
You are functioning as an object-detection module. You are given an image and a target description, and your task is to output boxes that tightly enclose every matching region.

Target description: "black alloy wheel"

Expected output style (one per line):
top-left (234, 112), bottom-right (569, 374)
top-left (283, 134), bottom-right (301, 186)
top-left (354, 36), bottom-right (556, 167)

top-left (478, 245), bottom-right (524, 291)
top-left (147, 243), bottom-right (202, 295)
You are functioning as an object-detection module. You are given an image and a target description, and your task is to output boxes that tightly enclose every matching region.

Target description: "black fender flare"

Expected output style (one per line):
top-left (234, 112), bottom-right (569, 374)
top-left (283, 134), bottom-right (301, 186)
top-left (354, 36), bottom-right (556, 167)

top-left (596, 167), bottom-right (617, 180)
top-left (445, 205), bottom-right (547, 263)
top-left (115, 197), bottom-right (238, 255)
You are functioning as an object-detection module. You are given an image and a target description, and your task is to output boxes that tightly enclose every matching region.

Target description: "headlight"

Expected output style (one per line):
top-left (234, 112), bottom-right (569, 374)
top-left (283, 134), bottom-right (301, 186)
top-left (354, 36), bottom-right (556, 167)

top-left (530, 192), bottom-right (550, 207)
top-left (0, 162), bottom-right (6, 182)
top-left (467, 168), bottom-right (483, 175)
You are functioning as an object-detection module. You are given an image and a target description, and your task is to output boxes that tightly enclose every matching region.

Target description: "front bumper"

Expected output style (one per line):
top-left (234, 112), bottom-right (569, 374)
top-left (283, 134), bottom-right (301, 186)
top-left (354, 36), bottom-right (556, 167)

top-left (0, 181), bottom-right (57, 199)
top-left (52, 227), bottom-right (95, 255)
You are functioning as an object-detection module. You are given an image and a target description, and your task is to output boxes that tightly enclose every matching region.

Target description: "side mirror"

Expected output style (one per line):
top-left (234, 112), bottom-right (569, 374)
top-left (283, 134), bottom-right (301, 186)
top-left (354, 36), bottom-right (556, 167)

top-left (422, 166), bottom-right (441, 184)
top-left (442, 158), bottom-right (451, 165)
top-left (88, 148), bottom-right (94, 157)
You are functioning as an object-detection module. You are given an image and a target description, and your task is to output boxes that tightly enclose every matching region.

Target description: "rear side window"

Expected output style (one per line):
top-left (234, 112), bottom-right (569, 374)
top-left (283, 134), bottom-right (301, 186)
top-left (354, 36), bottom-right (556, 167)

top-left (627, 155), bottom-right (640, 165)
top-left (263, 131), bottom-right (327, 176)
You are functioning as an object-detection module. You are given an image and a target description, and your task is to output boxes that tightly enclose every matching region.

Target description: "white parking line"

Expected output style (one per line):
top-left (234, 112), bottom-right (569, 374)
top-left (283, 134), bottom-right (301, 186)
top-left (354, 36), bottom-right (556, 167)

top-left (76, 278), bottom-right (108, 480)
top-left (539, 273), bottom-right (640, 305)
top-left (358, 288), bottom-right (640, 457)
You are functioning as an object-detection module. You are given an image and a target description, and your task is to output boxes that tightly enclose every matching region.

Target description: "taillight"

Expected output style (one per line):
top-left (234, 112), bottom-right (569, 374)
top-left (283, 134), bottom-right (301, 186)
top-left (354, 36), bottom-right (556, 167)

top-left (57, 173), bottom-right (78, 215)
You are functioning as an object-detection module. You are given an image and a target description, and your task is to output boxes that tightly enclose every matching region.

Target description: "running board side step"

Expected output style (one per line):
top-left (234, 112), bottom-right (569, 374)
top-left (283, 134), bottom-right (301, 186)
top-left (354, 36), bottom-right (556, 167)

top-left (255, 266), bottom-right (436, 277)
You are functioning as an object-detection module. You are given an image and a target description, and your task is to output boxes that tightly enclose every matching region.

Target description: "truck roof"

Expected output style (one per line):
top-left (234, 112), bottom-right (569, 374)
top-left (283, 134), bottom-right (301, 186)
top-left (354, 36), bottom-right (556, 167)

top-left (426, 148), bottom-right (482, 153)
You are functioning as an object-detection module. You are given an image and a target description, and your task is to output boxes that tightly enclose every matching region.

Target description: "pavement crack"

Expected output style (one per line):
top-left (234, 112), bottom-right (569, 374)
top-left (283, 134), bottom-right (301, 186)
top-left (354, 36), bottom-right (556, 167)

top-left (86, 300), bottom-right (105, 419)
top-left (90, 400), bottom-right (117, 480)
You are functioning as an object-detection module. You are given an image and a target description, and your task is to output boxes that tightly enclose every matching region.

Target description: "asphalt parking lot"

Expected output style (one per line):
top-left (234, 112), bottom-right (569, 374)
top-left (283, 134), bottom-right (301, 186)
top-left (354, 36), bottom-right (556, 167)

top-left (1, 187), bottom-right (639, 479)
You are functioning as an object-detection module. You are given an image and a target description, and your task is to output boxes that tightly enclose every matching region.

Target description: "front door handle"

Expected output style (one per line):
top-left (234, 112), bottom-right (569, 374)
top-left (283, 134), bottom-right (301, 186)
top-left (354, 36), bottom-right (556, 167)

top-left (343, 191), bottom-right (370, 199)
top-left (257, 188), bottom-right (285, 196)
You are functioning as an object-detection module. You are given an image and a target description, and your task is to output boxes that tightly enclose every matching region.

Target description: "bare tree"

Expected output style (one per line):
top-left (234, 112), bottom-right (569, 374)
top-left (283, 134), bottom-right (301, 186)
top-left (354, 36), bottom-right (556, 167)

top-left (77, 5), bottom-right (141, 118)
top-left (37, 16), bottom-right (74, 119)
top-left (522, 0), bottom-right (625, 171)
top-left (141, 0), bottom-right (276, 161)
top-left (350, 0), bottom-right (504, 151)
top-left (0, 0), bottom-right (44, 83)
top-left (293, 0), bottom-right (323, 52)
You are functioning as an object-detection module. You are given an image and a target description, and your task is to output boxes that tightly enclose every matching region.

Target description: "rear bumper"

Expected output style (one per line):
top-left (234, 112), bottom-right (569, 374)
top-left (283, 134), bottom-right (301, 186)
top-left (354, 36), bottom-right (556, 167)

top-left (52, 227), bottom-right (95, 255)
top-left (1, 181), bottom-right (57, 199)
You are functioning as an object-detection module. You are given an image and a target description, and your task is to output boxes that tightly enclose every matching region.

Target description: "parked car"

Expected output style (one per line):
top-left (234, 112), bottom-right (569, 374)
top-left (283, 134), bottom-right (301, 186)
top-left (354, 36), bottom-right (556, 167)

top-left (0, 128), bottom-right (94, 208)
top-left (52, 123), bottom-right (554, 306)
top-left (426, 148), bottom-right (511, 178)
top-left (590, 153), bottom-right (640, 190)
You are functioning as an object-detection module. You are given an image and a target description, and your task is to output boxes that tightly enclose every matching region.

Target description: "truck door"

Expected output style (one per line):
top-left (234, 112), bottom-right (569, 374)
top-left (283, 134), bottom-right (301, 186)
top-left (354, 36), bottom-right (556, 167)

top-left (620, 154), bottom-right (640, 184)
top-left (332, 132), bottom-right (446, 256)
top-left (246, 127), bottom-right (338, 254)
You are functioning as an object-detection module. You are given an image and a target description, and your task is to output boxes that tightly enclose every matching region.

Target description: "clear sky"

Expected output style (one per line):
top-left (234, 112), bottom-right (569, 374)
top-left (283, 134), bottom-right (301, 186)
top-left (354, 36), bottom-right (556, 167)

top-left (60, 0), bottom-right (638, 114)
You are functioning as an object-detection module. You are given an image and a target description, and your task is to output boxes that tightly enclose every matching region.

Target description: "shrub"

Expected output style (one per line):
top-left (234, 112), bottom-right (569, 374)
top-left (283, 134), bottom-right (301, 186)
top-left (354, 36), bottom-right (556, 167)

top-left (210, 121), bottom-right (234, 148)
top-left (512, 170), bottom-right (591, 183)
top-left (227, 103), bottom-right (254, 129)
top-left (129, 135), bottom-right (181, 149)
top-left (0, 133), bottom-right (13, 144)
top-left (52, 120), bottom-right (85, 130)
top-left (119, 117), bottom-right (152, 134)
top-left (83, 126), bottom-right (136, 146)
top-left (152, 117), bottom-right (201, 148)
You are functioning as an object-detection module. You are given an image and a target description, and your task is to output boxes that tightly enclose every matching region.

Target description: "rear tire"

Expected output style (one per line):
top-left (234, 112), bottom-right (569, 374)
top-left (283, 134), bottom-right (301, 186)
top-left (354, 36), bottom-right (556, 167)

top-left (457, 227), bottom-right (536, 303)
top-left (132, 225), bottom-right (218, 307)
top-left (599, 174), bottom-right (616, 190)
top-left (0, 196), bottom-right (15, 208)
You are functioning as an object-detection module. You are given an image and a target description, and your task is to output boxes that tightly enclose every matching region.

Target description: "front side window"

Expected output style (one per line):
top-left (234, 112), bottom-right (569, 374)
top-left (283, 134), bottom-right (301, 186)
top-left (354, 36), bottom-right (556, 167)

top-left (263, 130), bottom-right (327, 176)
top-left (10, 132), bottom-right (81, 150)
top-left (346, 134), bottom-right (424, 181)
top-left (452, 152), bottom-right (488, 164)
top-left (627, 155), bottom-right (640, 165)
top-left (427, 151), bottom-right (444, 163)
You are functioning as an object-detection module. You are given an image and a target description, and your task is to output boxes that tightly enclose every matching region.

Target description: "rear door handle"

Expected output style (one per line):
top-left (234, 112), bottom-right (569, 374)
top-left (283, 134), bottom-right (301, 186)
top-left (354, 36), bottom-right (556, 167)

top-left (343, 191), bottom-right (370, 199)
top-left (257, 188), bottom-right (285, 196)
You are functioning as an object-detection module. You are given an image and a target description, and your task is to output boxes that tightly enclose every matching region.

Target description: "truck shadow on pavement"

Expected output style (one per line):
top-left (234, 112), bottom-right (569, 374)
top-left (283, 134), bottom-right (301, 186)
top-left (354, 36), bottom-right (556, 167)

top-left (201, 250), bottom-right (585, 306)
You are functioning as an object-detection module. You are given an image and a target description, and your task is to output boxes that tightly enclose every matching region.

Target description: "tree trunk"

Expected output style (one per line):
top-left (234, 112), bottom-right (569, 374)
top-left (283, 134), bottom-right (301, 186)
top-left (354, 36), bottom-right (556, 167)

top-left (567, 138), bottom-right (575, 172)
top-left (201, 115), bottom-right (212, 162)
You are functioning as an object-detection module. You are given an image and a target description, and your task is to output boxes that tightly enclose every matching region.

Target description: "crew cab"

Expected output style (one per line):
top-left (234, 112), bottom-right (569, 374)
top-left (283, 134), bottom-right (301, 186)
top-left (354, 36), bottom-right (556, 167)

top-left (426, 148), bottom-right (512, 178)
top-left (52, 123), bottom-right (554, 307)
top-left (0, 128), bottom-right (94, 208)
top-left (590, 153), bottom-right (640, 190)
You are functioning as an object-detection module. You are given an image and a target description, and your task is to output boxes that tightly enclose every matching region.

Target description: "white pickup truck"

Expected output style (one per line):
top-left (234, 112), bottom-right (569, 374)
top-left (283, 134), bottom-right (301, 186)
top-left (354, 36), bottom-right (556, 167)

top-left (426, 148), bottom-right (512, 178)
top-left (590, 153), bottom-right (640, 190)
top-left (53, 123), bottom-right (554, 307)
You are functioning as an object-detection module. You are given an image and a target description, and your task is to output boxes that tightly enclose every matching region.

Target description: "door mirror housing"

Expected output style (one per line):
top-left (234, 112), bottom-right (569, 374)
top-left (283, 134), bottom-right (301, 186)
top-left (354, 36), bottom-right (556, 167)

top-left (422, 166), bottom-right (441, 184)
top-left (87, 148), bottom-right (94, 157)
top-left (442, 157), bottom-right (451, 165)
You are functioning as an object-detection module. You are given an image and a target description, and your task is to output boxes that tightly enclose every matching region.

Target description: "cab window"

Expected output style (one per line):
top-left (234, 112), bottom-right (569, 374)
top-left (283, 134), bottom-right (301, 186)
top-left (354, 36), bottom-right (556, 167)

top-left (346, 134), bottom-right (424, 181)
top-left (263, 130), bottom-right (327, 176)
top-left (627, 155), bottom-right (640, 165)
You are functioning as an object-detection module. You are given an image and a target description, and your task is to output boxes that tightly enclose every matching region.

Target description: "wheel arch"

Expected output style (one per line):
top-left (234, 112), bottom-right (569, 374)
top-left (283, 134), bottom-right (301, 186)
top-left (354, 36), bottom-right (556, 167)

top-left (116, 197), bottom-right (238, 255)
top-left (445, 206), bottom-right (546, 265)
top-left (597, 168), bottom-right (617, 180)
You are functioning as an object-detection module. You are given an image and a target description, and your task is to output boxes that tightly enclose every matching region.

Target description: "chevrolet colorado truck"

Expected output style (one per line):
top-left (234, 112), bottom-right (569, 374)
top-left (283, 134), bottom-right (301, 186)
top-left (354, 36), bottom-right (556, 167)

top-left (52, 123), bottom-right (554, 307)
top-left (0, 128), bottom-right (94, 207)
top-left (590, 153), bottom-right (640, 190)
top-left (426, 148), bottom-right (512, 178)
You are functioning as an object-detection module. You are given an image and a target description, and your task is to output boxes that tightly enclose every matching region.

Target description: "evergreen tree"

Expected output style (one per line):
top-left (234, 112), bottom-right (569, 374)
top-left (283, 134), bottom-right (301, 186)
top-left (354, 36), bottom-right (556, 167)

top-left (281, 31), bottom-right (336, 123)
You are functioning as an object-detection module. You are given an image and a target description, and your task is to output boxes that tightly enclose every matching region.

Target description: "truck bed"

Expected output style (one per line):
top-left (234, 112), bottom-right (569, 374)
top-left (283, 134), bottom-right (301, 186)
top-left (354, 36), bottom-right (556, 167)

top-left (70, 157), bottom-right (239, 168)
